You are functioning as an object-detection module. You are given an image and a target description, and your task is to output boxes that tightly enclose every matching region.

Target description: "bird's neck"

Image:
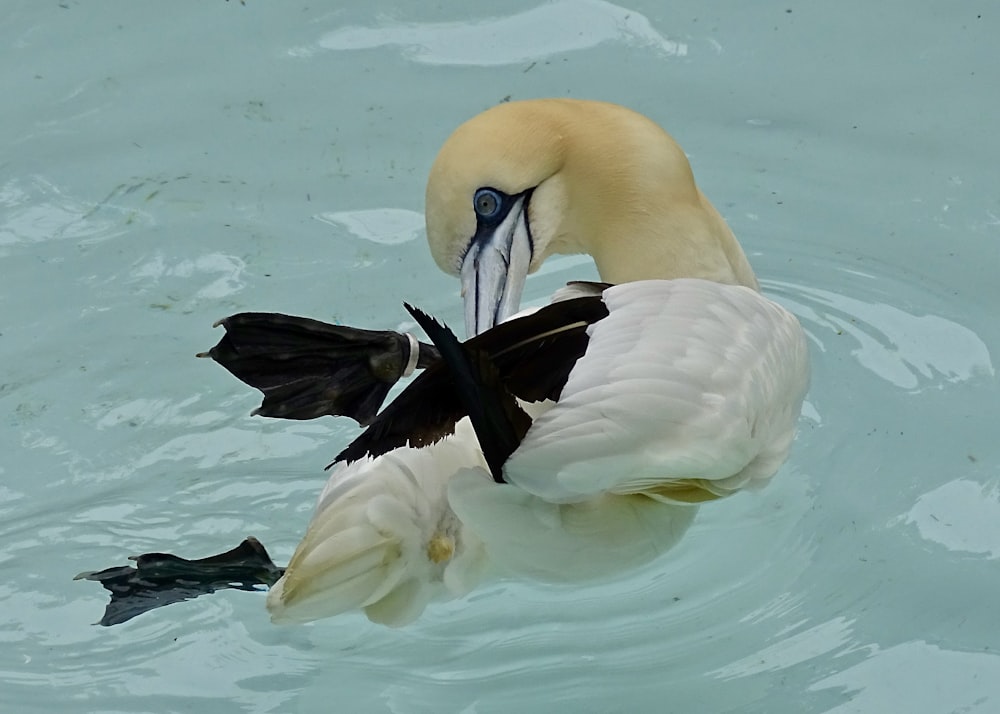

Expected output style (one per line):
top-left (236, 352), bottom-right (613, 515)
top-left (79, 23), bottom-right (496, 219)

top-left (585, 190), bottom-right (759, 290)
top-left (551, 118), bottom-right (759, 290)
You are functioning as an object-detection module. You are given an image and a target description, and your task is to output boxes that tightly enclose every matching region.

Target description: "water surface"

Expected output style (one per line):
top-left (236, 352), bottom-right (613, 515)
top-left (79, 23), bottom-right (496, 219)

top-left (2, 1), bottom-right (998, 712)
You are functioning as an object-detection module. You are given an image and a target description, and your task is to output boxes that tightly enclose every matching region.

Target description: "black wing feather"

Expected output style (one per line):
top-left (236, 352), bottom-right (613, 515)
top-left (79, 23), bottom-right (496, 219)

top-left (334, 295), bottom-right (609, 468)
top-left (404, 304), bottom-right (532, 482)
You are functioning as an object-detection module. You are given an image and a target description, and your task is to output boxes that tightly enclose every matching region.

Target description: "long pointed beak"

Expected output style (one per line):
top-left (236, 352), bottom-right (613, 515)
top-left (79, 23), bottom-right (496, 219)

top-left (460, 195), bottom-right (533, 337)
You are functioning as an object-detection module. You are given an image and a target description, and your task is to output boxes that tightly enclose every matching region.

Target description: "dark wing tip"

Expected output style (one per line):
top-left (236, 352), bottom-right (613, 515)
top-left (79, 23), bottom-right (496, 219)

top-left (331, 297), bottom-right (610, 476)
top-left (403, 303), bottom-right (530, 482)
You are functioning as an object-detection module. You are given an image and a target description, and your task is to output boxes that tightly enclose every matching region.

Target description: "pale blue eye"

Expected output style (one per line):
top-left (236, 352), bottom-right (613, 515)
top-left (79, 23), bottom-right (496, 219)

top-left (473, 188), bottom-right (503, 220)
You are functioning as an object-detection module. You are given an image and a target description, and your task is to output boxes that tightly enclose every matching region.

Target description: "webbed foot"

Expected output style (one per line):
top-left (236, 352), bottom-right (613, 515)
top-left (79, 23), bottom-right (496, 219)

top-left (75, 537), bottom-right (284, 626)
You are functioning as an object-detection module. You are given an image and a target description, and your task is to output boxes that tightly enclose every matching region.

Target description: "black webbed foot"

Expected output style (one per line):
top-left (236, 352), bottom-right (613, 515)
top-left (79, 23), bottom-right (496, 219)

top-left (75, 537), bottom-right (285, 626)
top-left (197, 312), bottom-right (439, 425)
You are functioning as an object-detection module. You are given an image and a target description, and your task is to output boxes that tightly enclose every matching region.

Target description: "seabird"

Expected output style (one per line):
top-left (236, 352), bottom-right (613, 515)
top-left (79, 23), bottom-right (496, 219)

top-left (264, 99), bottom-right (809, 625)
top-left (79, 100), bottom-right (808, 628)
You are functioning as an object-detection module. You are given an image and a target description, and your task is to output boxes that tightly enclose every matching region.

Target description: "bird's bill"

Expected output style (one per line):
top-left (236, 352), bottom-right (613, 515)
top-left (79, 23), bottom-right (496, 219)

top-left (460, 196), bottom-right (532, 337)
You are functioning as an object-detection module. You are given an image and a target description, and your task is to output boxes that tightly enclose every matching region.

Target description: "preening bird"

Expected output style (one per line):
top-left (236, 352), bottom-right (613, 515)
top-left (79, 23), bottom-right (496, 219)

top-left (79, 100), bottom-right (808, 628)
top-left (261, 99), bottom-right (809, 625)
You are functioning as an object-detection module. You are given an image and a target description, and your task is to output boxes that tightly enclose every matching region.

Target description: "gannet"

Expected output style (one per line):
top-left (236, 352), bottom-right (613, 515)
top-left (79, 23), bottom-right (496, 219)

top-left (259, 99), bottom-right (810, 626)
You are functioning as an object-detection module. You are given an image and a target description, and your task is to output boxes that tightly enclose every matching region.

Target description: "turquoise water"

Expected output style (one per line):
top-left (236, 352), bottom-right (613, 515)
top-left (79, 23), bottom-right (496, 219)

top-left (3, 1), bottom-right (998, 712)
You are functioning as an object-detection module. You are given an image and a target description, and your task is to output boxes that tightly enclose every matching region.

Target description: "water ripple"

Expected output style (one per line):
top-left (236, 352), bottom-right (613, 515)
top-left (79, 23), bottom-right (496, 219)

top-left (300, 0), bottom-right (687, 66)
top-left (0, 176), bottom-right (139, 249)
top-left (315, 208), bottom-right (425, 245)
top-left (810, 641), bottom-right (1000, 714)
top-left (895, 478), bottom-right (1000, 559)
top-left (771, 278), bottom-right (994, 390)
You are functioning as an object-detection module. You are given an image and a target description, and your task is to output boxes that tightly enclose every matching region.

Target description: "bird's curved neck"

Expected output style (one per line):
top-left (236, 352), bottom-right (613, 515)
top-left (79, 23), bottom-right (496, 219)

top-left (571, 189), bottom-right (759, 290)
top-left (547, 114), bottom-right (760, 289)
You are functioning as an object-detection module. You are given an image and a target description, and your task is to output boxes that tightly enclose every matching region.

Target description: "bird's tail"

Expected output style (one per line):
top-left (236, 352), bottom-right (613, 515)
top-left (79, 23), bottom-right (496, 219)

top-left (267, 428), bottom-right (489, 626)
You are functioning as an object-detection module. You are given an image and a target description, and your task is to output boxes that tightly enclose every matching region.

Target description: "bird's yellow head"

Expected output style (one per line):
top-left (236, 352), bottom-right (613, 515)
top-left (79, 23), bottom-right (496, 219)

top-left (425, 99), bottom-right (757, 336)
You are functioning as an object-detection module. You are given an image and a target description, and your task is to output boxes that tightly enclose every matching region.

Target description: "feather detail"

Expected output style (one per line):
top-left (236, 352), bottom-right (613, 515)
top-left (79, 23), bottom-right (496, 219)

top-left (404, 303), bottom-right (531, 482)
top-left (333, 295), bottom-right (609, 467)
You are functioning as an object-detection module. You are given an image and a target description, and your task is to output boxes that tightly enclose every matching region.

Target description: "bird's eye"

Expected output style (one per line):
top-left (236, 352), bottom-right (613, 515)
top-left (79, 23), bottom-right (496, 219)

top-left (473, 188), bottom-right (503, 220)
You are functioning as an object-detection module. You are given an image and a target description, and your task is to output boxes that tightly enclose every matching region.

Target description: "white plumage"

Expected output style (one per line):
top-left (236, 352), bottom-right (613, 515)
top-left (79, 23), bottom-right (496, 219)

top-left (269, 420), bottom-right (489, 625)
top-left (504, 280), bottom-right (809, 505)
top-left (265, 99), bottom-right (810, 626)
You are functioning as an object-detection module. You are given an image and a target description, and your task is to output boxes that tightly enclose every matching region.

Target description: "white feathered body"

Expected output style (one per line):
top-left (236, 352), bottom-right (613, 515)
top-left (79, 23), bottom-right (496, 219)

top-left (506, 279), bottom-right (810, 503)
top-left (266, 278), bottom-right (809, 625)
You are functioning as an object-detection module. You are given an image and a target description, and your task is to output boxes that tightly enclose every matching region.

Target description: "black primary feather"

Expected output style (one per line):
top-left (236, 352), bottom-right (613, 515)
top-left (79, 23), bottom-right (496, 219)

top-left (199, 312), bottom-right (439, 426)
top-left (404, 304), bottom-right (532, 482)
top-left (334, 294), bottom-right (609, 468)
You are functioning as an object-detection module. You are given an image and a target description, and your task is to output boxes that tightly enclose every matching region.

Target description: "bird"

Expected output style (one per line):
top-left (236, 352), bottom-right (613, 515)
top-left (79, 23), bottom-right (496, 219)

top-left (78, 100), bottom-right (809, 628)
top-left (260, 99), bottom-right (810, 626)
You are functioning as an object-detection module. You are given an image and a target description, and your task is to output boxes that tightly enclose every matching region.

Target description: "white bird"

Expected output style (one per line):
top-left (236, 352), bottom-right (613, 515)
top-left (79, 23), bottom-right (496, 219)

top-left (263, 99), bottom-right (809, 626)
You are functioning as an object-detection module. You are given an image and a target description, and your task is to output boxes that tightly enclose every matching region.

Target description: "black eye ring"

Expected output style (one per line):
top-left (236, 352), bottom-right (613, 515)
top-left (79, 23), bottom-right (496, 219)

top-left (473, 188), bottom-right (503, 220)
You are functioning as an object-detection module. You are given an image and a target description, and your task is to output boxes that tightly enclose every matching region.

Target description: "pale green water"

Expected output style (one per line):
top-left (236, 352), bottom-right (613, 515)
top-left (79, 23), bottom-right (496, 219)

top-left (2, 2), bottom-right (998, 712)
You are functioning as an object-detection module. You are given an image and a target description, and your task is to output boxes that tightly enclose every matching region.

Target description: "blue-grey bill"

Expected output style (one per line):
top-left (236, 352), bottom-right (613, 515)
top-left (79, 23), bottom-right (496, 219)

top-left (460, 197), bottom-right (533, 337)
